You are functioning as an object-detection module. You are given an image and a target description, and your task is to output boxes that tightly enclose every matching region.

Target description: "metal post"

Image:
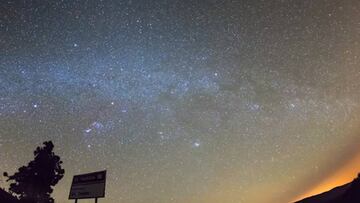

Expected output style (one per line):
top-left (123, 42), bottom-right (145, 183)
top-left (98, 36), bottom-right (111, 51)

top-left (95, 198), bottom-right (98, 203)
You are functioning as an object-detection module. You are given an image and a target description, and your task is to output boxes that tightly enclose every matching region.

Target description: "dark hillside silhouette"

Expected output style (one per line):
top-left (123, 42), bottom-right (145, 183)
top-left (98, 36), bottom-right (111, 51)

top-left (340, 173), bottom-right (360, 202)
top-left (296, 173), bottom-right (360, 203)
top-left (3, 141), bottom-right (65, 203)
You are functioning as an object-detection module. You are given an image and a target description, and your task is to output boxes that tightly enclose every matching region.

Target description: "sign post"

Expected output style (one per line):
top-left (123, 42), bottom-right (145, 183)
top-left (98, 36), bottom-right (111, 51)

top-left (69, 170), bottom-right (106, 202)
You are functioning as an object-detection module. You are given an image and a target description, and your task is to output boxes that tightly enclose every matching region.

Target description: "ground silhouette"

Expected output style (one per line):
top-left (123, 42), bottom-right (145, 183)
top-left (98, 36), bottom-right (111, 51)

top-left (2, 141), bottom-right (65, 203)
top-left (296, 173), bottom-right (360, 203)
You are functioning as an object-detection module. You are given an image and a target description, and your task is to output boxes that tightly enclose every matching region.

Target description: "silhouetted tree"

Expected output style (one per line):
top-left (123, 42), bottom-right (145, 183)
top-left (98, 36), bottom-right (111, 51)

top-left (3, 141), bottom-right (65, 203)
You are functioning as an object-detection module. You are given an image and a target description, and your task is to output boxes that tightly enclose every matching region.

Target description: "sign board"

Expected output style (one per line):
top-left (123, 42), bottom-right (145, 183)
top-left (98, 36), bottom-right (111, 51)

top-left (69, 170), bottom-right (106, 199)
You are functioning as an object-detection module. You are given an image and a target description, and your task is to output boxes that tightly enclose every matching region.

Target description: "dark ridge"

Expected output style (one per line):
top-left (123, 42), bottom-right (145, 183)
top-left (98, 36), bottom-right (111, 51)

top-left (296, 173), bottom-right (360, 203)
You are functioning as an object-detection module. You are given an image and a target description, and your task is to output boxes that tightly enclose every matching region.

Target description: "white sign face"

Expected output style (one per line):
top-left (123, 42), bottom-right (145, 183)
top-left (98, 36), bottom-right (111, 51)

top-left (69, 170), bottom-right (106, 199)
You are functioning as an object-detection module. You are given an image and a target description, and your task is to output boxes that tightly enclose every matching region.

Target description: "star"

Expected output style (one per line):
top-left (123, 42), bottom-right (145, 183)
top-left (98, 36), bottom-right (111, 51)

top-left (84, 128), bottom-right (92, 133)
top-left (193, 142), bottom-right (201, 148)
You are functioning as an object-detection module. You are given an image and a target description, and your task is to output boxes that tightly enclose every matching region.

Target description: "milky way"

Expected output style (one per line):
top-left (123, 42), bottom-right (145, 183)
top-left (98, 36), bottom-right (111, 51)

top-left (1, 1), bottom-right (360, 203)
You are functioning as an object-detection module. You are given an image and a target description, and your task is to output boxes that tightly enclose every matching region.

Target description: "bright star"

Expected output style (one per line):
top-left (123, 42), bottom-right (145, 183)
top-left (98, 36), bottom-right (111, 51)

top-left (193, 142), bottom-right (200, 148)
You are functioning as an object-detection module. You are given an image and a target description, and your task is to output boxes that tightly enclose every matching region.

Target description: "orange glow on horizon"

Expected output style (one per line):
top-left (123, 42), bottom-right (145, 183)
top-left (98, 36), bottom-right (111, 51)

top-left (292, 152), bottom-right (360, 202)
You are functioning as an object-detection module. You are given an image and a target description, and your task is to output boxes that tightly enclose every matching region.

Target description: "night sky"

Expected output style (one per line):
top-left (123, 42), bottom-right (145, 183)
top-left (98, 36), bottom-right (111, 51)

top-left (1, 1), bottom-right (360, 203)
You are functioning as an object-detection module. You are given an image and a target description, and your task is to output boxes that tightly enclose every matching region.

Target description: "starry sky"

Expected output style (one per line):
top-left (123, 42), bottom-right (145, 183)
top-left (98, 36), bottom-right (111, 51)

top-left (0, 1), bottom-right (360, 203)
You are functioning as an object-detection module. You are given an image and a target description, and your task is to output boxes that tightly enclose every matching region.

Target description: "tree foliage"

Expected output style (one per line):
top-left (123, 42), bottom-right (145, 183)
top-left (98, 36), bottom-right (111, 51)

top-left (4, 141), bottom-right (65, 203)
